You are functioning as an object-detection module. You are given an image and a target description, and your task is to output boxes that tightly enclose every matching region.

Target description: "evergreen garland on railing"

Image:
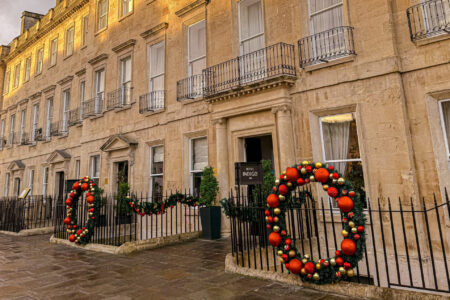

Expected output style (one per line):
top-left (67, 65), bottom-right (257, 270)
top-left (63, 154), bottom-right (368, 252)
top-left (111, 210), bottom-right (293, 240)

top-left (128, 192), bottom-right (200, 216)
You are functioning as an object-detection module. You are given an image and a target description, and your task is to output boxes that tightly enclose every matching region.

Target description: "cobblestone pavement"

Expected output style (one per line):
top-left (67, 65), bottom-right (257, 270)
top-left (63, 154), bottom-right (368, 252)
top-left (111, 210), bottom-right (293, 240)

top-left (0, 234), bottom-right (361, 300)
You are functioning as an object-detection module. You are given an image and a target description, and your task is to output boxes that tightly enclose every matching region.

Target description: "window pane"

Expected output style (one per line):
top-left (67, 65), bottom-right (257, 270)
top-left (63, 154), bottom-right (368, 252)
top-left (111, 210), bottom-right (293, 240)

top-left (321, 113), bottom-right (360, 162)
top-left (189, 20), bottom-right (206, 63)
top-left (190, 58), bottom-right (206, 76)
top-left (240, 0), bottom-right (263, 41)
top-left (152, 146), bottom-right (164, 174)
top-left (151, 176), bottom-right (163, 200)
top-left (192, 138), bottom-right (208, 171)
top-left (192, 172), bottom-right (202, 197)
top-left (441, 101), bottom-right (450, 156)
top-left (150, 42), bottom-right (165, 77)
top-left (310, 0), bottom-right (343, 33)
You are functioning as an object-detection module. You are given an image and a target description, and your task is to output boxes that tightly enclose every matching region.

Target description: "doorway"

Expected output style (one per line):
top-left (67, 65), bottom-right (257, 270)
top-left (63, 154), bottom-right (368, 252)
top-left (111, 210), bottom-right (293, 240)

top-left (114, 161), bottom-right (129, 192)
top-left (56, 172), bottom-right (65, 200)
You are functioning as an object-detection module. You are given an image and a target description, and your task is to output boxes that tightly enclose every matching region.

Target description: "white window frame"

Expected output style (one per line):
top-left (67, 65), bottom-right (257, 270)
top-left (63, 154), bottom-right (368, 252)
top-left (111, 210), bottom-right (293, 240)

top-left (4, 70), bottom-right (10, 94)
top-left (0, 119), bottom-right (5, 149)
top-left (439, 99), bottom-right (450, 161)
top-left (25, 57), bottom-right (31, 81)
top-left (14, 63), bottom-right (20, 89)
top-left (66, 27), bottom-right (75, 57)
top-left (62, 89), bottom-right (70, 133)
top-left (148, 41), bottom-right (165, 93)
top-left (29, 169), bottom-right (35, 195)
top-left (80, 80), bottom-right (85, 120)
top-left (90, 155), bottom-right (101, 179)
top-left (9, 114), bottom-right (15, 145)
top-left (307, 0), bottom-right (344, 35)
top-left (45, 98), bottom-right (53, 139)
top-left (94, 69), bottom-right (105, 113)
top-left (31, 104), bottom-right (39, 142)
top-left (238, 0), bottom-right (265, 55)
top-left (75, 159), bottom-right (81, 179)
top-left (120, 0), bottom-right (133, 17)
top-left (42, 167), bottom-right (49, 196)
top-left (189, 137), bottom-right (208, 193)
top-left (50, 38), bottom-right (58, 66)
top-left (36, 48), bottom-right (44, 74)
top-left (149, 145), bottom-right (164, 200)
top-left (4, 173), bottom-right (10, 197)
top-left (188, 19), bottom-right (206, 76)
top-left (19, 109), bottom-right (26, 142)
top-left (97, 0), bottom-right (108, 31)
top-left (120, 56), bottom-right (132, 105)
top-left (82, 15), bottom-right (89, 46)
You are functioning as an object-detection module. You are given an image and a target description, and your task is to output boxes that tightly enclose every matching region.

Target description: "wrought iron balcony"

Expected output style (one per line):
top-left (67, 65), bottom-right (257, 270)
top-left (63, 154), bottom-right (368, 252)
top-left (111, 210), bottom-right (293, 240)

top-left (106, 86), bottom-right (133, 110)
top-left (298, 26), bottom-right (356, 68)
top-left (32, 128), bottom-right (44, 142)
top-left (50, 121), bottom-right (68, 137)
top-left (203, 42), bottom-right (296, 98)
top-left (7, 132), bottom-right (18, 146)
top-left (177, 74), bottom-right (205, 101)
top-left (19, 132), bottom-right (30, 145)
top-left (83, 93), bottom-right (104, 118)
top-left (407, 0), bottom-right (450, 42)
top-left (68, 107), bottom-right (82, 126)
top-left (139, 91), bottom-right (165, 113)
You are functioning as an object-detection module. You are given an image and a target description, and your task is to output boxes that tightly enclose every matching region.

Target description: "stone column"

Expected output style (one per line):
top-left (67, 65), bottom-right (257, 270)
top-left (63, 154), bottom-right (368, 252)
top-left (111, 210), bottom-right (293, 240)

top-left (213, 118), bottom-right (231, 235)
top-left (272, 104), bottom-right (296, 172)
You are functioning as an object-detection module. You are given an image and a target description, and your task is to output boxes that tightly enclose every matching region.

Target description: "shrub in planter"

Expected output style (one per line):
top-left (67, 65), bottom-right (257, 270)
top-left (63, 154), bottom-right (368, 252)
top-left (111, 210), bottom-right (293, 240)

top-left (199, 166), bottom-right (221, 240)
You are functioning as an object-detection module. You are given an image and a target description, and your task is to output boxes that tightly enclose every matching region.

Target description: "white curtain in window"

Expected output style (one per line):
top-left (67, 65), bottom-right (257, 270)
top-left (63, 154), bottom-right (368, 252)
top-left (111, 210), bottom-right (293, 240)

top-left (188, 20), bottom-right (206, 76)
top-left (322, 120), bottom-right (350, 175)
top-left (239, 0), bottom-right (264, 55)
top-left (153, 146), bottom-right (164, 163)
top-left (310, 0), bottom-right (343, 33)
top-left (193, 138), bottom-right (208, 171)
top-left (149, 42), bottom-right (165, 91)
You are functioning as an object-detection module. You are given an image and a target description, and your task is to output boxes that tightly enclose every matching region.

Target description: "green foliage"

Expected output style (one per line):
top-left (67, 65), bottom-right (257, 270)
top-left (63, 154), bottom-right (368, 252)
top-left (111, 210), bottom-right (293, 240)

top-left (253, 160), bottom-right (275, 203)
top-left (115, 182), bottom-right (131, 216)
top-left (199, 166), bottom-right (219, 207)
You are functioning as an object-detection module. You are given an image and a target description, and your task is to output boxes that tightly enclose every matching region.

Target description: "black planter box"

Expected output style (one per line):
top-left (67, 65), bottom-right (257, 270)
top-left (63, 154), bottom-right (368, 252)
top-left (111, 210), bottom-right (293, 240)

top-left (200, 206), bottom-right (221, 240)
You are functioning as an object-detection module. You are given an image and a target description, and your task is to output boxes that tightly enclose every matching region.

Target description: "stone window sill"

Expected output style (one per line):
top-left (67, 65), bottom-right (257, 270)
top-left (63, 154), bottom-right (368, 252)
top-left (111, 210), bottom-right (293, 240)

top-left (48, 64), bottom-right (56, 70)
top-left (89, 114), bottom-right (104, 120)
top-left (180, 97), bottom-right (204, 105)
top-left (95, 27), bottom-right (108, 37)
top-left (414, 33), bottom-right (450, 46)
top-left (64, 53), bottom-right (74, 61)
top-left (119, 11), bottom-right (134, 22)
top-left (303, 54), bottom-right (356, 72)
top-left (58, 133), bottom-right (68, 139)
top-left (143, 108), bottom-right (165, 117)
top-left (114, 103), bottom-right (134, 112)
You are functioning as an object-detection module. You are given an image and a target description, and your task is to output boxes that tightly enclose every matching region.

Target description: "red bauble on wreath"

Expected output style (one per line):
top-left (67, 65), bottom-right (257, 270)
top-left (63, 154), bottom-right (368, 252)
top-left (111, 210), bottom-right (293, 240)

top-left (265, 161), bottom-right (365, 284)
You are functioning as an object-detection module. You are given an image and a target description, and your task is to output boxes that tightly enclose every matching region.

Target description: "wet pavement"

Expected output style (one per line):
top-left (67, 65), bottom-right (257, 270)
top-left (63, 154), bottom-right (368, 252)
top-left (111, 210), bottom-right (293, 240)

top-left (0, 234), bottom-right (360, 299)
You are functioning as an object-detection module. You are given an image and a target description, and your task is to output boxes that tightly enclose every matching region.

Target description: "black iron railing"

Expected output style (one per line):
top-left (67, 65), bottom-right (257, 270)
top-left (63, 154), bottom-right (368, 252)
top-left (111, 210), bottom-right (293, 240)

top-left (0, 196), bottom-right (56, 232)
top-left (177, 74), bottom-right (205, 101)
top-left (32, 128), bottom-right (44, 142)
top-left (53, 192), bottom-right (201, 247)
top-left (203, 42), bottom-right (296, 97)
top-left (19, 132), bottom-right (30, 145)
top-left (407, 0), bottom-right (450, 41)
top-left (298, 26), bottom-right (356, 68)
top-left (50, 121), bottom-right (67, 136)
top-left (139, 91), bottom-right (165, 113)
top-left (106, 86), bottom-right (133, 110)
top-left (83, 93), bottom-right (104, 118)
top-left (68, 107), bottom-right (82, 126)
top-left (226, 186), bottom-right (450, 294)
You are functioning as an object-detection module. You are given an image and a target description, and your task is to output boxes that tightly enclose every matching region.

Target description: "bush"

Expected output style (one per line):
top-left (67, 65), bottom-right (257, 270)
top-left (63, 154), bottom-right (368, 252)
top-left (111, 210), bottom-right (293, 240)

top-left (199, 167), bottom-right (219, 207)
top-left (115, 182), bottom-right (130, 216)
top-left (253, 159), bottom-right (275, 203)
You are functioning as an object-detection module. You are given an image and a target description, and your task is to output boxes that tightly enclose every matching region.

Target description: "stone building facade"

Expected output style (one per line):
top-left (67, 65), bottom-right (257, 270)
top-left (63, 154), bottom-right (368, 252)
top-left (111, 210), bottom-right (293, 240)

top-left (0, 0), bottom-right (448, 209)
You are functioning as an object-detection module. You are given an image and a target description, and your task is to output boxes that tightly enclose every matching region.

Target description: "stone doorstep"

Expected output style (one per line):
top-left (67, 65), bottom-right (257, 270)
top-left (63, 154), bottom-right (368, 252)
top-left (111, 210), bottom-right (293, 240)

top-left (49, 231), bottom-right (202, 255)
top-left (0, 227), bottom-right (54, 237)
top-left (224, 253), bottom-right (448, 300)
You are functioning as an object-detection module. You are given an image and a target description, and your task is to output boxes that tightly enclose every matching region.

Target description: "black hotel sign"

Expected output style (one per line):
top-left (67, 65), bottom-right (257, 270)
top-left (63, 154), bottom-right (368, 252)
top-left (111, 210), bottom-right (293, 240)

top-left (235, 162), bottom-right (263, 185)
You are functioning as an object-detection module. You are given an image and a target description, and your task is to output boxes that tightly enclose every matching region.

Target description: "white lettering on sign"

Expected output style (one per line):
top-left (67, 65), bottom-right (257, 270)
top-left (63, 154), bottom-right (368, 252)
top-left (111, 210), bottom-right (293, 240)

top-left (243, 171), bottom-right (259, 178)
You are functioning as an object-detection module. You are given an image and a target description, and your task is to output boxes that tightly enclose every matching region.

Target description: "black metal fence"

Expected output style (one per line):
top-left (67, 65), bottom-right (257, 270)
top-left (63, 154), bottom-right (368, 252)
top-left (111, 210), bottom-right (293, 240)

top-left (298, 26), bottom-right (356, 68)
top-left (177, 74), bottom-right (205, 101)
top-left (0, 196), bottom-right (55, 232)
top-left (83, 93), bottom-right (104, 118)
top-left (203, 42), bottom-right (296, 97)
top-left (53, 192), bottom-right (201, 246)
top-left (407, 0), bottom-right (450, 42)
top-left (226, 185), bottom-right (450, 295)
top-left (107, 86), bottom-right (133, 110)
top-left (139, 91), bottom-right (165, 113)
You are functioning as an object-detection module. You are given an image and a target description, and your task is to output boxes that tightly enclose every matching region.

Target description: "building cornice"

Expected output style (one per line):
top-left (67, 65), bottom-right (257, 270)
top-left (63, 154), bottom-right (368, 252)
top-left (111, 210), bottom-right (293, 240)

top-left (112, 39), bottom-right (136, 53)
top-left (88, 53), bottom-right (109, 65)
top-left (29, 91), bottom-right (42, 100)
top-left (75, 68), bottom-right (86, 77)
top-left (4, 0), bottom-right (89, 63)
top-left (140, 22), bottom-right (168, 39)
top-left (42, 85), bottom-right (56, 94)
top-left (57, 75), bottom-right (74, 86)
top-left (175, 0), bottom-right (209, 17)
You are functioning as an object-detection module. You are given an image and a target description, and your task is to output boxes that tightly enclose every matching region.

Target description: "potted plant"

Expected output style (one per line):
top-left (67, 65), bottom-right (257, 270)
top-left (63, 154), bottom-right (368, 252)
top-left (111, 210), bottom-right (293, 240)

top-left (199, 166), bottom-right (221, 240)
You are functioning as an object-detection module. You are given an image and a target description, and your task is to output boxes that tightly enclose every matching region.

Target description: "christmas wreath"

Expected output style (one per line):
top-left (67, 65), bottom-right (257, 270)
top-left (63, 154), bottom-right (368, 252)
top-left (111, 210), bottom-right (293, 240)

top-left (63, 176), bottom-right (101, 244)
top-left (267, 161), bottom-right (366, 284)
top-left (128, 192), bottom-right (200, 216)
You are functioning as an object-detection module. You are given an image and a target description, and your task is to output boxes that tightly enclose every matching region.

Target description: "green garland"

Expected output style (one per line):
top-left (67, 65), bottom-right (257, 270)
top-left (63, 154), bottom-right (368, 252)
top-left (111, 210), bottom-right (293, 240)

top-left (128, 192), bottom-right (200, 216)
top-left (266, 161), bottom-right (366, 284)
top-left (64, 176), bottom-right (101, 245)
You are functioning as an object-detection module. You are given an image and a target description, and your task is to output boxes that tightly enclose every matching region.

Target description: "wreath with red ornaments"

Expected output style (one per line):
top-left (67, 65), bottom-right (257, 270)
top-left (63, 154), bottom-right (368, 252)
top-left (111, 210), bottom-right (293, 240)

top-left (267, 161), bottom-right (366, 284)
top-left (63, 176), bottom-right (101, 244)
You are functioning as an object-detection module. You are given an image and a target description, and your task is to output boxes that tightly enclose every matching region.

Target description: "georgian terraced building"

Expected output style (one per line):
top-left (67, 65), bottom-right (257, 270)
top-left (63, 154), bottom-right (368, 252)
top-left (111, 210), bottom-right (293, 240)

top-left (0, 0), bottom-right (449, 206)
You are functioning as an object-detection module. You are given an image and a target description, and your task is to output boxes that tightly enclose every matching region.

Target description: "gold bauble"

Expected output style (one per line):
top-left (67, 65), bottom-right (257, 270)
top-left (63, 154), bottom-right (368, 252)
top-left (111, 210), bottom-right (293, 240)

top-left (289, 250), bottom-right (296, 257)
top-left (300, 268), bottom-right (306, 275)
top-left (302, 161), bottom-right (309, 165)
top-left (347, 269), bottom-right (355, 277)
top-left (309, 176), bottom-right (315, 182)
top-left (273, 226), bottom-right (280, 232)
top-left (329, 174), bottom-right (334, 179)
top-left (279, 195), bottom-right (286, 201)
top-left (323, 185), bottom-right (329, 191)
top-left (304, 254), bottom-right (310, 259)
top-left (85, 229), bottom-right (89, 233)
top-left (282, 171), bottom-right (286, 175)
top-left (277, 250), bottom-right (283, 256)
top-left (287, 182), bottom-right (293, 187)
top-left (342, 230), bottom-right (349, 237)
top-left (338, 178), bottom-right (345, 185)
top-left (348, 221), bottom-right (355, 228)
top-left (283, 175), bottom-right (287, 180)
top-left (332, 179), bottom-right (338, 184)
top-left (339, 267), bottom-right (345, 273)
top-left (273, 217), bottom-right (279, 223)
top-left (265, 216), bottom-right (269, 222)
top-left (351, 227), bottom-right (358, 233)
top-left (275, 179), bottom-right (280, 185)
top-left (302, 258), bottom-right (308, 264)
top-left (313, 272), bottom-right (320, 280)
top-left (72, 230), bottom-right (75, 233)
top-left (301, 168), bottom-right (307, 174)
top-left (315, 263), bottom-right (321, 270)
top-left (330, 258), bottom-right (336, 266)
top-left (274, 208), bottom-right (281, 215)
top-left (315, 162), bottom-right (322, 168)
